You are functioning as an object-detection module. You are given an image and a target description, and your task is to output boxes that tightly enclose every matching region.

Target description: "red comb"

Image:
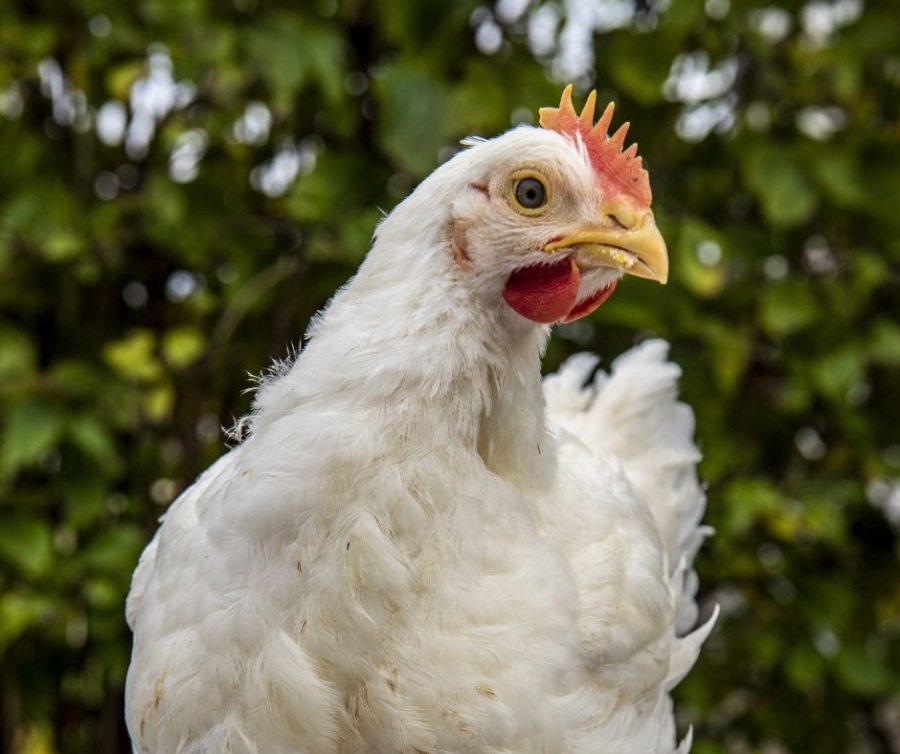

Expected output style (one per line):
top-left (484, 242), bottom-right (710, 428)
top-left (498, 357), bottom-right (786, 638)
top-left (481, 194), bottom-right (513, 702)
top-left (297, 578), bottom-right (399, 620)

top-left (539, 84), bottom-right (651, 208)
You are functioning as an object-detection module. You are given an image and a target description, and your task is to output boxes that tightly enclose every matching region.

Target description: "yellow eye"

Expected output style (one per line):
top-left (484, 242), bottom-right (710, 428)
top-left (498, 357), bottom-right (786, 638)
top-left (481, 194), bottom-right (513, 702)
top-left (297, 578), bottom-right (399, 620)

top-left (509, 171), bottom-right (550, 215)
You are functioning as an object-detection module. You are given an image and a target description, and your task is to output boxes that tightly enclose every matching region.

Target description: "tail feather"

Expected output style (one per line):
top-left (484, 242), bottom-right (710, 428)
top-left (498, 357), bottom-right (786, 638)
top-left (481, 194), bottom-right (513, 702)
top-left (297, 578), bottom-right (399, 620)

top-left (666, 605), bottom-right (719, 692)
top-left (675, 725), bottom-right (694, 754)
top-left (544, 339), bottom-right (710, 635)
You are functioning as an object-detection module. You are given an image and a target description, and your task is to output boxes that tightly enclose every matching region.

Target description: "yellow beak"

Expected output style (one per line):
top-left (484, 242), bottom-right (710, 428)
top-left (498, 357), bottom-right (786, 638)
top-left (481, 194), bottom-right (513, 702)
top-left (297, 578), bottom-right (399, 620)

top-left (543, 207), bottom-right (669, 284)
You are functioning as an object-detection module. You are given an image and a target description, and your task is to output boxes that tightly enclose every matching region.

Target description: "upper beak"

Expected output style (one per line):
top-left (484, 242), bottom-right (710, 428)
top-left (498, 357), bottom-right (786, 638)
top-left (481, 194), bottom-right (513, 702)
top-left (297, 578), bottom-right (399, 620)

top-left (543, 206), bottom-right (669, 284)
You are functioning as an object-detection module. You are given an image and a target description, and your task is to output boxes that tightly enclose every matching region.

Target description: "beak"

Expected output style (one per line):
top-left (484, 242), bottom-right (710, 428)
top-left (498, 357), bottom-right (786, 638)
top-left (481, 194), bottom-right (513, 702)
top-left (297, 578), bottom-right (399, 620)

top-left (543, 206), bottom-right (669, 284)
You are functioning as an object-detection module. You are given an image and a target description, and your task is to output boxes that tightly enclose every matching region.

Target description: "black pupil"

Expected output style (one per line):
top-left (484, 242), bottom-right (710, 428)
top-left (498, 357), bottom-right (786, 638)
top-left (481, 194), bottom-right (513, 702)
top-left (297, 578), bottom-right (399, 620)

top-left (515, 178), bottom-right (546, 209)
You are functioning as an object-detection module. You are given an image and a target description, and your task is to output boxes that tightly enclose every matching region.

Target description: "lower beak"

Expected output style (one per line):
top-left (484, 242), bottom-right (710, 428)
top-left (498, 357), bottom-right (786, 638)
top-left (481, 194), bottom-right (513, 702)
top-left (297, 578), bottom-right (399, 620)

top-left (543, 209), bottom-right (669, 284)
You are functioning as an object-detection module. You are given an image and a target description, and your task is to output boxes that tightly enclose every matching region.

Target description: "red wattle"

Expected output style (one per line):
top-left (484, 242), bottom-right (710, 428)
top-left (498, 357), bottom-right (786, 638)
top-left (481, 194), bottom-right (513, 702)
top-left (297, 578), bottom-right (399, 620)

top-left (503, 259), bottom-right (580, 324)
top-left (564, 280), bottom-right (617, 322)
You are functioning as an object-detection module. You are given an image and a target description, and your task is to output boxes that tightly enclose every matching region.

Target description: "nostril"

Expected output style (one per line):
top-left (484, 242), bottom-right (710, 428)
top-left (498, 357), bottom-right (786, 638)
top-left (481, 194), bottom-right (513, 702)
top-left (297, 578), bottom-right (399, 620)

top-left (606, 213), bottom-right (629, 230)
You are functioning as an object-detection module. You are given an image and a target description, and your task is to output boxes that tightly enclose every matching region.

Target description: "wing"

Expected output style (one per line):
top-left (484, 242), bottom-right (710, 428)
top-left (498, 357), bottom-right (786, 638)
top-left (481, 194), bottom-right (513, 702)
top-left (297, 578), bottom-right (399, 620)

top-left (126, 449), bottom-right (239, 630)
top-left (543, 338), bottom-right (712, 635)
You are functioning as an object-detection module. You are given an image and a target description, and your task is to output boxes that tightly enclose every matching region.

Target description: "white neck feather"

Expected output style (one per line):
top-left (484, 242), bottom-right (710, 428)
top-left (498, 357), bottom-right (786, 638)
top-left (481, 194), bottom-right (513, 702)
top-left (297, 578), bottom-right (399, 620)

top-left (251, 188), bottom-right (554, 485)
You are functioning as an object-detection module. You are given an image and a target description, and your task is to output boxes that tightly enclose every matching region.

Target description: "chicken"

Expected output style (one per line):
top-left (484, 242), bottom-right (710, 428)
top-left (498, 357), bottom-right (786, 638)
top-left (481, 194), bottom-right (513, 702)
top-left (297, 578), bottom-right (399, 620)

top-left (125, 85), bottom-right (716, 754)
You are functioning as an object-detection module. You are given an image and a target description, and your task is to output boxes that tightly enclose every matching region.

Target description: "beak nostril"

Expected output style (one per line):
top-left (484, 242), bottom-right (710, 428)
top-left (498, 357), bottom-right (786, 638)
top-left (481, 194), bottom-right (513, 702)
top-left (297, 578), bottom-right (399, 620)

top-left (603, 212), bottom-right (634, 230)
top-left (599, 203), bottom-right (640, 231)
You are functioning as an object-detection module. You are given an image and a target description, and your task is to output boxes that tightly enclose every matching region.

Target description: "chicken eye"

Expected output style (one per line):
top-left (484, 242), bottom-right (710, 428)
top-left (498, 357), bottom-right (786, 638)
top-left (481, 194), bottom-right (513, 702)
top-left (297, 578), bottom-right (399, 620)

top-left (513, 177), bottom-right (547, 210)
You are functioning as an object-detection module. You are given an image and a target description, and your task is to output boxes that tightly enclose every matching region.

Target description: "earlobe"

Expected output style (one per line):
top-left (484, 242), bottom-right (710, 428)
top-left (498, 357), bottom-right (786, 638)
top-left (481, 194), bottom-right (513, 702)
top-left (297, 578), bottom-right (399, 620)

top-left (451, 221), bottom-right (473, 271)
top-left (449, 184), bottom-right (487, 272)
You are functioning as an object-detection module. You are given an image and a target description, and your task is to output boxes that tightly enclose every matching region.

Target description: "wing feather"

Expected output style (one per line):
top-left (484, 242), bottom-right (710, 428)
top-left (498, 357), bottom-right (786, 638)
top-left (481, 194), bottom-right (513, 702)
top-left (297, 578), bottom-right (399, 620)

top-left (544, 339), bottom-right (712, 634)
top-left (126, 450), bottom-right (239, 630)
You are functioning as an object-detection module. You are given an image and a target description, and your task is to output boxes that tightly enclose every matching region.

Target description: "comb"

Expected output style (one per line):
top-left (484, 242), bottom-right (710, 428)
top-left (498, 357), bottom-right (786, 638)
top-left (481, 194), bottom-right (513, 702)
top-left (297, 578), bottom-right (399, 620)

top-left (539, 84), bottom-right (651, 208)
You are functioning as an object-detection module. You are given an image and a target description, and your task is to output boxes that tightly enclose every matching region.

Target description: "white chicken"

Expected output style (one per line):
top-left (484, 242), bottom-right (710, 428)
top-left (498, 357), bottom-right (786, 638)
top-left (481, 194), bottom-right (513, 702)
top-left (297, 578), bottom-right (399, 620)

top-left (125, 86), bottom-right (716, 754)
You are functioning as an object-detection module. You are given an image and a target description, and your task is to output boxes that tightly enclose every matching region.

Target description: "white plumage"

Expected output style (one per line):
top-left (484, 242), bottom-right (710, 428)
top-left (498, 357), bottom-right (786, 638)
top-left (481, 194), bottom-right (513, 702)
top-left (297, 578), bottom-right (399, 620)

top-left (126, 94), bottom-right (715, 753)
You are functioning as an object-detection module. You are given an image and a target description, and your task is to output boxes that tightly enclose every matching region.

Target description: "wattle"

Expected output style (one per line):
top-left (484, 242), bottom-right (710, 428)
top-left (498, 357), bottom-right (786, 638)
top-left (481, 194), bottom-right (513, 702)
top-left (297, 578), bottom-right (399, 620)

top-left (502, 259), bottom-right (579, 324)
top-left (564, 279), bottom-right (617, 322)
top-left (503, 259), bottom-right (617, 324)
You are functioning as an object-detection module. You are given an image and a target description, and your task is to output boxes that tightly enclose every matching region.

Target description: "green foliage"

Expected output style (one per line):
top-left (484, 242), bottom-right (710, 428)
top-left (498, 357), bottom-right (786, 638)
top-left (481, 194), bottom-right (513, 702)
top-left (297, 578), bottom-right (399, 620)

top-left (0, 0), bottom-right (898, 751)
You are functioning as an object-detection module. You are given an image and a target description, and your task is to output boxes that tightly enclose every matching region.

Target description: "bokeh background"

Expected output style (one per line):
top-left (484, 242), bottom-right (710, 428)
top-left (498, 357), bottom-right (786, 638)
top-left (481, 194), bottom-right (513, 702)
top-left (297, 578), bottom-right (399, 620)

top-left (1, 0), bottom-right (899, 751)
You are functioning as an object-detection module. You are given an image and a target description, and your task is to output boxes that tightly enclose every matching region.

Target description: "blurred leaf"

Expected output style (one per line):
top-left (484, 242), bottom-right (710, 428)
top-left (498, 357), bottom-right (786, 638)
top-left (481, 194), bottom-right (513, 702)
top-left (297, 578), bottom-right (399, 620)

top-left (162, 325), bottom-right (206, 370)
top-left (674, 217), bottom-right (727, 298)
top-left (62, 470), bottom-right (108, 530)
top-left (67, 416), bottom-right (120, 473)
top-left (607, 32), bottom-right (677, 104)
top-left (84, 577), bottom-right (121, 610)
top-left (836, 644), bottom-right (897, 696)
top-left (140, 174), bottom-right (187, 242)
top-left (144, 383), bottom-right (175, 423)
top-left (105, 62), bottom-right (144, 100)
top-left (809, 150), bottom-right (866, 209)
top-left (0, 516), bottom-right (53, 577)
top-left (870, 319), bottom-right (900, 365)
top-left (245, 15), bottom-right (345, 105)
top-left (372, 62), bottom-right (456, 176)
top-left (0, 591), bottom-right (54, 654)
top-left (706, 323), bottom-right (751, 393)
top-left (11, 722), bottom-right (55, 754)
top-left (811, 344), bottom-right (866, 401)
top-left (786, 641), bottom-right (824, 691)
top-left (0, 323), bottom-right (37, 382)
top-left (103, 330), bottom-right (164, 383)
top-left (723, 478), bottom-right (781, 535)
top-left (285, 152), bottom-right (384, 226)
top-left (43, 230), bottom-right (85, 263)
top-left (741, 143), bottom-right (817, 228)
top-left (76, 526), bottom-right (145, 574)
top-left (760, 279), bottom-right (820, 337)
top-left (0, 398), bottom-right (65, 479)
